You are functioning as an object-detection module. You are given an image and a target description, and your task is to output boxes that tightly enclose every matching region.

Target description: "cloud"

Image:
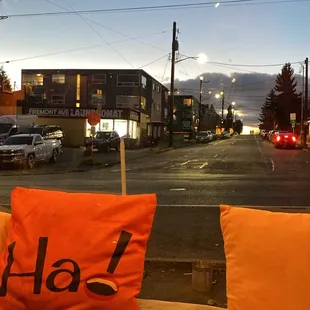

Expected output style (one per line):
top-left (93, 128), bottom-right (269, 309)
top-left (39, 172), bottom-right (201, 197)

top-left (166, 72), bottom-right (304, 126)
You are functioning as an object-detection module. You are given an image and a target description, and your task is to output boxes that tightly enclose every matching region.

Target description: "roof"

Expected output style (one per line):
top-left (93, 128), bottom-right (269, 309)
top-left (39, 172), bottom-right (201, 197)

top-left (10, 134), bottom-right (37, 138)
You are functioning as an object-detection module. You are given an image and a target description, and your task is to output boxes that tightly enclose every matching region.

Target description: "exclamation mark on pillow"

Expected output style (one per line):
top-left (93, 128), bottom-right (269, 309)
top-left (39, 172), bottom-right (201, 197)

top-left (86, 230), bottom-right (133, 297)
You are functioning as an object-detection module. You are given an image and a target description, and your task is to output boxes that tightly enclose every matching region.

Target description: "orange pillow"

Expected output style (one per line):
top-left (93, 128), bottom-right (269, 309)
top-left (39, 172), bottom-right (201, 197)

top-left (221, 205), bottom-right (310, 310)
top-left (0, 187), bottom-right (156, 310)
top-left (0, 211), bottom-right (10, 254)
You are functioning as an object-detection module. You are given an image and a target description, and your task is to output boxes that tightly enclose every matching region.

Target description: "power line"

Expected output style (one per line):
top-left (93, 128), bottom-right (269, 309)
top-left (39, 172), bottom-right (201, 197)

top-left (161, 55), bottom-right (170, 83)
top-left (2, 0), bottom-right (308, 18)
top-left (209, 60), bottom-right (301, 68)
top-left (138, 54), bottom-right (169, 69)
top-left (0, 31), bottom-right (167, 65)
top-left (44, 0), bottom-right (168, 51)
top-left (45, 0), bottom-right (134, 68)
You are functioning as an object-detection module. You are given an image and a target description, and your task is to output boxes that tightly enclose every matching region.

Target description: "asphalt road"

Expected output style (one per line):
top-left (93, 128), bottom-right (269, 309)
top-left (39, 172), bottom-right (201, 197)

top-left (1, 135), bottom-right (310, 261)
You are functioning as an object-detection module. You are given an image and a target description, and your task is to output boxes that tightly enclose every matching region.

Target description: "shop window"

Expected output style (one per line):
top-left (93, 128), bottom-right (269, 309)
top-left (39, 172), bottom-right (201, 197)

top-left (51, 95), bottom-right (65, 105)
top-left (76, 74), bottom-right (81, 101)
top-left (129, 120), bottom-right (137, 139)
top-left (92, 74), bottom-right (106, 84)
top-left (85, 121), bottom-right (100, 137)
top-left (114, 120), bottom-right (127, 137)
top-left (52, 74), bottom-right (65, 84)
top-left (184, 98), bottom-right (192, 107)
top-left (22, 74), bottom-right (43, 86)
top-left (141, 96), bottom-right (146, 110)
top-left (100, 120), bottom-right (113, 131)
top-left (117, 74), bottom-right (140, 87)
top-left (141, 75), bottom-right (147, 88)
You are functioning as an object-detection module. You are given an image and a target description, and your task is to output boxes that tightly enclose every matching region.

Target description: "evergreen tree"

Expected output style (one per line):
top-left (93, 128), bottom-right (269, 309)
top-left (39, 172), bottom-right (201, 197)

top-left (234, 119), bottom-right (243, 134)
top-left (0, 66), bottom-right (12, 92)
top-left (274, 63), bottom-right (301, 130)
top-left (258, 89), bottom-right (277, 130)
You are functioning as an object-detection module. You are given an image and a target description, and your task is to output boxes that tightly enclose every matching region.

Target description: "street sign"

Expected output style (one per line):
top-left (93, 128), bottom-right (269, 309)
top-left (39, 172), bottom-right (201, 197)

top-left (87, 112), bottom-right (100, 126)
top-left (290, 113), bottom-right (296, 121)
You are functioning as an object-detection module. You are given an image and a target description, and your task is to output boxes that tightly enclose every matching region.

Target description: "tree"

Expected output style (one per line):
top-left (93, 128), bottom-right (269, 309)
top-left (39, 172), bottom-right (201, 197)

top-left (274, 63), bottom-right (301, 130)
top-left (225, 104), bottom-right (233, 131)
top-left (0, 66), bottom-right (12, 92)
top-left (234, 119), bottom-right (243, 134)
top-left (258, 89), bottom-right (277, 130)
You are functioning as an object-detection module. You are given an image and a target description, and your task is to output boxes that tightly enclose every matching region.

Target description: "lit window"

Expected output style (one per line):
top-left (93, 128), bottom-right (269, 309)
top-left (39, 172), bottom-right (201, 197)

top-left (184, 98), bottom-right (192, 107)
top-left (141, 97), bottom-right (146, 110)
top-left (76, 74), bottom-right (80, 101)
top-left (22, 74), bottom-right (43, 86)
top-left (91, 89), bottom-right (105, 106)
top-left (76, 103), bottom-right (80, 108)
top-left (52, 74), bottom-right (65, 84)
top-left (92, 74), bottom-right (106, 84)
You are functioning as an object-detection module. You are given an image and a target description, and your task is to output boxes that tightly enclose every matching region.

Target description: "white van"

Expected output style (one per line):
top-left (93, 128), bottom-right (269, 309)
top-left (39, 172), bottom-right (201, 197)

top-left (0, 115), bottom-right (38, 144)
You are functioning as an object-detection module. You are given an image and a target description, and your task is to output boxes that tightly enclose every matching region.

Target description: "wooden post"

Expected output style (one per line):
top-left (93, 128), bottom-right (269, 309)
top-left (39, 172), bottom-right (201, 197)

top-left (120, 138), bottom-right (127, 195)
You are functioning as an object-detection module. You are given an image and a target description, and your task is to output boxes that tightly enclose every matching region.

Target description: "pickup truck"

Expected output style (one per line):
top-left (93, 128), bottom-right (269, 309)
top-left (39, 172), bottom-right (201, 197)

top-left (0, 134), bottom-right (62, 169)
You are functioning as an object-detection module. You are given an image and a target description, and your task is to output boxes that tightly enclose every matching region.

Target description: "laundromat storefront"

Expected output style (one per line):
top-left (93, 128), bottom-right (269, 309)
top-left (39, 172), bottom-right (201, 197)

top-left (27, 108), bottom-right (140, 147)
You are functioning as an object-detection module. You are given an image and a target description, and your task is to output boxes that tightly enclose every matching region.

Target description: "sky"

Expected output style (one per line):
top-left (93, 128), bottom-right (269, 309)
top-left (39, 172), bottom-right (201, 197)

top-left (0, 0), bottom-right (309, 126)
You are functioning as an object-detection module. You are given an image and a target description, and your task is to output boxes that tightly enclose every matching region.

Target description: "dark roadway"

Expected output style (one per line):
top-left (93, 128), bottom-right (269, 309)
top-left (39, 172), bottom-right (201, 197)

top-left (1, 134), bottom-right (310, 261)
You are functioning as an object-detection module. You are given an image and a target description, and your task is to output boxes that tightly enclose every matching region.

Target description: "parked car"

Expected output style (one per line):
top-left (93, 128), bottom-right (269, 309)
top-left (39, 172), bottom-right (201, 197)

top-left (0, 134), bottom-right (62, 169)
top-left (196, 131), bottom-right (212, 143)
top-left (85, 131), bottom-right (120, 153)
top-left (220, 131), bottom-right (230, 139)
top-left (274, 132), bottom-right (297, 149)
top-left (28, 125), bottom-right (64, 144)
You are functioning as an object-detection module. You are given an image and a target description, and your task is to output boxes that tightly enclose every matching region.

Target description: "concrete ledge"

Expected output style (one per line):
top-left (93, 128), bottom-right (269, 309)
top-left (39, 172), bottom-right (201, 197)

top-left (138, 299), bottom-right (225, 309)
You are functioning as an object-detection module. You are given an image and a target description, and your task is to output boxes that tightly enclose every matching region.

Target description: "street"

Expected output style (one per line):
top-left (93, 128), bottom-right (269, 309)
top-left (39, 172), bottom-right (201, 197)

top-left (1, 134), bottom-right (310, 261)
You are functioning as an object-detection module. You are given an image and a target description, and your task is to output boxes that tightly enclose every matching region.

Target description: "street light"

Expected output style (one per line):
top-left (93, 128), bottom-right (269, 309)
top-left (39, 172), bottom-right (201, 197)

top-left (232, 101), bottom-right (236, 106)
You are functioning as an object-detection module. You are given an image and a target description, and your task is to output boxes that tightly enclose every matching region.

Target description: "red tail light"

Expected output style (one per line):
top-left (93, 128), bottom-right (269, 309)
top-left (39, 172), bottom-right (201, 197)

top-left (292, 136), bottom-right (296, 142)
top-left (276, 136), bottom-right (281, 142)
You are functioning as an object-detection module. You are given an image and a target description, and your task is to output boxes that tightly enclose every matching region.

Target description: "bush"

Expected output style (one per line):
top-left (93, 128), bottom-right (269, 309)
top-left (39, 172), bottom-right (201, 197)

top-left (79, 157), bottom-right (102, 167)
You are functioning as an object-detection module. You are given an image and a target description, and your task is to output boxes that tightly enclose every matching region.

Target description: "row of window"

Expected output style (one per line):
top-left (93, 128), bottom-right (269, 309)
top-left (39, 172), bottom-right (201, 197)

top-left (23, 74), bottom-right (154, 88)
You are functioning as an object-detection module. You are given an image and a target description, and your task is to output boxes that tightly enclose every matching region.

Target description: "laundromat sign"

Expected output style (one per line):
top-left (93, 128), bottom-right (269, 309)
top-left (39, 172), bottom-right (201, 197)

top-left (28, 108), bottom-right (124, 119)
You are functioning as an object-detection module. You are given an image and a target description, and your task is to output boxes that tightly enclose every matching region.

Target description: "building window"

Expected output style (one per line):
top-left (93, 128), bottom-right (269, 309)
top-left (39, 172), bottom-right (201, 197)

top-left (91, 89), bottom-right (105, 106)
top-left (117, 74), bottom-right (140, 87)
top-left (152, 83), bottom-right (156, 91)
top-left (156, 85), bottom-right (160, 93)
top-left (141, 96), bottom-right (146, 110)
top-left (165, 91), bottom-right (168, 101)
top-left (51, 95), bottom-right (65, 104)
top-left (129, 120), bottom-right (138, 139)
top-left (184, 98), bottom-right (192, 107)
top-left (116, 95), bottom-right (139, 108)
top-left (141, 75), bottom-right (147, 88)
top-left (52, 74), bottom-right (65, 84)
top-left (76, 103), bottom-right (80, 108)
top-left (22, 74), bottom-right (43, 86)
top-left (100, 120), bottom-right (113, 131)
top-left (76, 74), bottom-right (81, 101)
top-left (156, 103), bottom-right (161, 112)
top-left (92, 74), bottom-right (106, 84)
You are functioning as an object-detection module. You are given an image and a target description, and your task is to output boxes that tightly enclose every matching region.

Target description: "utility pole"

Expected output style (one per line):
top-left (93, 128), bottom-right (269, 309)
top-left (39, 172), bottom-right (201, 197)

top-left (169, 21), bottom-right (178, 148)
top-left (221, 92), bottom-right (225, 127)
top-left (304, 57), bottom-right (309, 147)
top-left (199, 77), bottom-right (203, 132)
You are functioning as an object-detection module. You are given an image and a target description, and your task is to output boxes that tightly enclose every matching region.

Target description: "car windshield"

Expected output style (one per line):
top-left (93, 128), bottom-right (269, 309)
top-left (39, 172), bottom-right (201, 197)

top-left (95, 132), bottom-right (110, 139)
top-left (3, 136), bottom-right (33, 146)
top-left (0, 123), bottom-right (12, 134)
top-left (28, 127), bottom-right (44, 134)
top-left (197, 132), bottom-right (208, 136)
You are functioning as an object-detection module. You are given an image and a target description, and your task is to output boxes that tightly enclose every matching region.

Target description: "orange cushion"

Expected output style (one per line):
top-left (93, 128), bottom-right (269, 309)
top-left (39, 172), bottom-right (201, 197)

top-left (0, 187), bottom-right (156, 310)
top-left (0, 211), bottom-right (10, 254)
top-left (220, 205), bottom-right (310, 310)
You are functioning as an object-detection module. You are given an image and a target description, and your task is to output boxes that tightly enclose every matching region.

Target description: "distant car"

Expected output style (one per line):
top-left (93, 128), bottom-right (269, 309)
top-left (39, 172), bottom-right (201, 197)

top-left (220, 131), bottom-right (230, 139)
top-left (85, 131), bottom-right (120, 152)
top-left (196, 131), bottom-right (211, 143)
top-left (274, 132), bottom-right (297, 149)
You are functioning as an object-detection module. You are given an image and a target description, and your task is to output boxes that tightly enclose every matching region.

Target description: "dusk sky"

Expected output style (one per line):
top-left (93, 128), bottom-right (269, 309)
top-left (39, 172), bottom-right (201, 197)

top-left (1, 0), bottom-right (309, 125)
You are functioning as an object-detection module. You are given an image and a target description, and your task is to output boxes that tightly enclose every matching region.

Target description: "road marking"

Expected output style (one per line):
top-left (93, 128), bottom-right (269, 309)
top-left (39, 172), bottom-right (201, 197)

top-left (213, 154), bottom-right (218, 158)
top-left (270, 158), bottom-right (275, 171)
top-left (199, 162), bottom-right (208, 169)
top-left (169, 188), bottom-right (187, 191)
top-left (180, 160), bottom-right (190, 166)
top-left (221, 149), bottom-right (226, 152)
